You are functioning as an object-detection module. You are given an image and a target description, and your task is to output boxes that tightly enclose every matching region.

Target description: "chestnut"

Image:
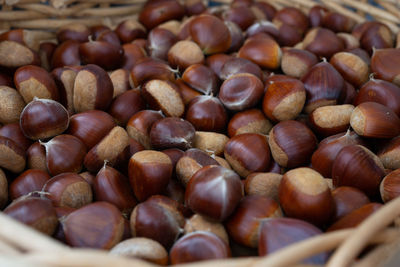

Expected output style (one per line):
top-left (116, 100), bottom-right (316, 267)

top-left (170, 232), bottom-right (231, 264)
top-left (303, 27), bottom-right (344, 59)
top-left (131, 58), bottom-right (176, 87)
top-left (380, 169), bottom-right (400, 203)
top-left (219, 57), bottom-right (263, 81)
top-left (149, 117), bottom-right (195, 150)
top-left (121, 43), bottom-right (147, 70)
top-left (269, 120), bottom-right (317, 168)
top-left (309, 5), bottom-right (328, 27)
top-left (139, 0), bottom-right (185, 30)
top-left (0, 123), bottom-right (32, 152)
top-left (141, 79), bottom-right (184, 117)
top-left (330, 52), bottom-right (369, 87)
top-left (51, 40), bottom-right (81, 69)
top-left (0, 41), bottom-right (40, 68)
top-left (262, 76), bottom-right (306, 122)
top-left (38, 42), bottom-right (55, 71)
top-left (227, 109), bottom-right (272, 137)
top-left (94, 165), bottom-right (136, 214)
top-left (168, 40), bottom-right (205, 70)
top-left (252, 1), bottom-right (276, 20)
top-left (174, 78), bottom-right (202, 105)
top-left (176, 148), bottom-right (220, 186)
top-left (26, 142), bottom-right (47, 172)
top-left (185, 95), bottom-right (227, 132)
top-left (244, 172), bottom-right (282, 202)
top-left (275, 23), bottom-right (303, 47)
top-left (238, 34), bottom-right (281, 69)
top-left (108, 89), bottom-right (145, 126)
top-left (301, 60), bottom-right (345, 113)
top-left (147, 27), bottom-right (177, 61)
top-left (193, 131), bottom-right (229, 156)
top-left (68, 110), bottom-right (116, 150)
top-left (189, 14), bottom-right (231, 55)
top-left (224, 133), bottom-right (270, 177)
top-left (360, 23), bottom-right (393, 54)
top-left (311, 131), bottom-right (365, 178)
top-left (226, 195), bottom-right (282, 248)
top-left (109, 69), bottom-right (131, 98)
top-left (332, 145), bottom-right (385, 197)
top-left (206, 53), bottom-right (233, 77)
top-left (43, 172), bottom-right (92, 208)
top-left (371, 48), bottom-right (400, 86)
top-left (184, 214), bottom-right (229, 244)
top-left (258, 217), bottom-right (328, 264)
top-left (110, 238), bottom-right (168, 265)
top-left (14, 65), bottom-right (59, 103)
top-left (0, 136), bottom-right (26, 173)
top-left (126, 110), bottom-right (164, 149)
top-left (309, 104), bottom-right (354, 137)
top-left (0, 86), bottom-right (25, 125)
top-left (128, 150), bottom-right (172, 201)
top-left (182, 63), bottom-right (219, 95)
top-left (185, 165), bottom-right (243, 221)
top-left (322, 12), bottom-right (355, 33)
top-left (273, 7), bottom-right (309, 34)
top-left (327, 203), bottom-right (382, 231)
top-left (20, 98), bottom-right (69, 141)
top-left (354, 78), bottom-right (400, 117)
top-left (115, 19), bottom-right (147, 43)
top-left (52, 67), bottom-right (78, 114)
top-left (0, 168), bottom-right (7, 208)
top-left (41, 134), bottom-right (86, 176)
top-left (10, 169), bottom-right (50, 200)
top-left (281, 48), bottom-right (319, 79)
top-left (332, 186), bottom-right (370, 222)
top-left (246, 21), bottom-right (279, 40)
top-left (219, 73), bottom-right (264, 111)
top-left (350, 102), bottom-right (400, 139)
top-left (279, 167), bottom-right (335, 227)
top-left (130, 195), bottom-right (185, 249)
top-left (222, 5), bottom-right (255, 30)
top-left (337, 33), bottom-right (360, 50)
top-left (63, 201), bottom-right (124, 249)
top-left (224, 21), bottom-right (244, 52)
top-left (84, 126), bottom-right (129, 172)
top-left (378, 137), bottom-right (400, 170)
top-left (79, 40), bottom-right (123, 70)
top-left (56, 23), bottom-right (90, 43)
top-left (73, 64), bottom-right (113, 113)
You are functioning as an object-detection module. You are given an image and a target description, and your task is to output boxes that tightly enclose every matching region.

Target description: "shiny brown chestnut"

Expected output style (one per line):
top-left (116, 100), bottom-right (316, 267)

top-left (185, 165), bottom-right (243, 221)
top-left (184, 213), bottom-right (229, 244)
top-left (67, 110), bottom-right (115, 150)
top-left (258, 217), bottom-right (328, 264)
top-left (41, 134), bottom-right (86, 176)
top-left (350, 102), bottom-right (400, 139)
top-left (275, 23), bottom-right (303, 47)
top-left (273, 7), bottom-right (309, 34)
top-left (224, 133), bottom-right (270, 177)
top-left (0, 86), bottom-right (25, 125)
top-left (170, 232), bottom-right (231, 264)
top-left (79, 40), bottom-right (123, 70)
top-left (95, 165), bottom-right (136, 214)
top-left (262, 76), bottom-right (306, 122)
top-left (311, 131), bottom-right (365, 178)
top-left (354, 78), bottom-right (400, 117)
top-left (244, 172), bottom-right (282, 202)
top-left (269, 120), bottom-right (317, 168)
top-left (309, 5), bottom-right (328, 27)
top-left (139, 0), bottom-right (185, 30)
top-left (330, 52), bottom-right (369, 87)
top-left (14, 65), bottom-right (59, 103)
top-left (51, 40), bottom-right (81, 69)
top-left (130, 195), bottom-right (185, 249)
top-left (108, 89), bottom-right (145, 126)
top-left (206, 53), bottom-right (233, 78)
top-left (219, 57), bottom-right (263, 81)
top-left (227, 109), bottom-right (272, 137)
top-left (147, 27), bottom-right (177, 61)
top-left (121, 43), bottom-right (147, 70)
top-left (73, 64), bottom-right (113, 113)
top-left (4, 196), bottom-right (58, 235)
top-left (332, 144), bottom-right (385, 197)
top-left (279, 167), bottom-right (335, 227)
top-left (222, 5), bottom-right (255, 30)
top-left (252, 1), bottom-right (276, 20)
top-left (131, 58), bottom-right (176, 87)
top-left (141, 79), bottom-right (184, 117)
top-left (63, 201), bottom-right (124, 249)
top-left (51, 67), bottom-right (78, 114)
top-left (182, 63), bottom-right (219, 95)
top-left (84, 126), bottom-right (129, 172)
top-left (371, 48), bottom-right (400, 86)
top-left (26, 142), bottom-right (47, 172)
top-left (174, 79), bottom-right (201, 106)
top-left (20, 98), bottom-right (69, 140)
top-left (0, 29), bottom-right (55, 52)
top-left (0, 123), bottom-right (32, 152)
top-left (281, 48), bottom-right (318, 79)
top-left (43, 172), bottom-right (92, 208)
top-left (380, 169), bottom-right (400, 203)
top-left (301, 60), bottom-right (345, 113)
top-left (10, 169), bottom-right (50, 200)
top-left (378, 137), bottom-right (400, 170)
top-left (322, 12), bottom-right (355, 33)
top-left (303, 27), bottom-right (344, 59)
top-left (149, 117), bottom-right (196, 150)
top-left (189, 14), bottom-right (231, 55)
top-left (246, 21), bottom-right (279, 40)
top-left (115, 19), bottom-right (147, 43)
top-left (128, 150), bottom-right (172, 201)
top-left (168, 40), bottom-right (205, 70)
top-left (56, 23), bottom-right (90, 43)
top-left (337, 33), bottom-right (360, 50)
top-left (224, 21), bottom-right (244, 52)
top-left (332, 186), bottom-right (370, 222)
top-left (360, 23), bottom-right (393, 54)
top-left (0, 136), bottom-right (26, 173)
top-left (226, 195), bottom-right (282, 248)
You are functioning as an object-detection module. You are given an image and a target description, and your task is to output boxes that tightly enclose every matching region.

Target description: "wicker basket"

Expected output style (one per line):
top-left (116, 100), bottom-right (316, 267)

top-left (1, 0), bottom-right (400, 266)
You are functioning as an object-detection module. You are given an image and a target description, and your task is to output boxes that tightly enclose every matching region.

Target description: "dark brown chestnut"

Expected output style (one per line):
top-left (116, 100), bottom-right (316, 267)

top-left (0, 123), bottom-right (32, 152)
top-left (182, 63), bottom-right (219, 95)
top-left (139, 0), bottom-right (185, 30)
top-left (10, 169), bottom-right (50, 200)
top-left (332, 186), bottom-right (370, 222)
top-left (51, 40), bottom-right (81, 69)
top-left (303, 27), bottom-right (344, 59)
top-left (115, 19), bottom-right (147, 43)
top-left (108, 89), bottom-right (145, 126)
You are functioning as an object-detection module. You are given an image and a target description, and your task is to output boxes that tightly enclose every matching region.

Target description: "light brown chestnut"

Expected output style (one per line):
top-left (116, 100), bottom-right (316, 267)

top-left (330, 52), bottom-right (369, 87)
top-left (273, 7), bottom-right (309, 34)
top-left (378, 137), bottom-right (400, 170)
top-left (269, 120), bottom-right (317, 168)
top-left (0, 86), bottom-right (25, 125)
top-left (337, 33), bottom-right (360, 50)
top-left (26, 142), bottom-right (47, 172)
top-left (168, 40), bottom-right (205, 70)
top-left (109, 69), bottom-right (131, 98)
top-left (281, 48), bottom-right (319, 79)
top-left (244, 172), bottom-right (282, 203)
top-left (0, 41), bottom-right (40, 68)
top-left (279, 167), bottom-right (335, 227)
top-left (20, 98), bottom-right (69, 141)
top-left (184, 214), bottom-right (229, 244)
top-left (128, 150), bottom-right (172, 201)
top-left (227, 109), bottom-right (272, 137)
top-left (0, 136), bottom-right (26, 173)
top-left (350, 102), bottom-right (400, 139)
top-left (73, 64), bottom-right (113, 113)
top-left (262, 76), bottom-right (306, 122)
top-left (43, 172), bottom-right (92, 208)
top-left (52, 67), bottom-right (78, 114)
top-left (193, 131), bottom-right (229, 156)
top-left (332, 145), bottom-right (385, 197)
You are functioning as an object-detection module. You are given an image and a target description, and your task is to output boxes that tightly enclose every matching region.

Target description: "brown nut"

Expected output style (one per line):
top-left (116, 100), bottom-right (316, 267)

top-left (244, 172), bottom-right (282, 203)
top-left (168, 40), bottom-right (204, 70)
top-left (0, 136), bottom-right (26, 173)
top-left (193, 131), bottom-right (229, 156)
top-left (184, 214), bottom-right (229, 244)
top-left (0, 86), bottom-right (25, 125)
top-left (281, 48), bottom-right (319, 79)
top-left (378, 137), bottom-right (400, 170)
top-left (0, 41), bottom-right (40, 68)
top-left (227, 109), bottom-right (272, 137)
top-left (380, 169), bottom-right (400, 203)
